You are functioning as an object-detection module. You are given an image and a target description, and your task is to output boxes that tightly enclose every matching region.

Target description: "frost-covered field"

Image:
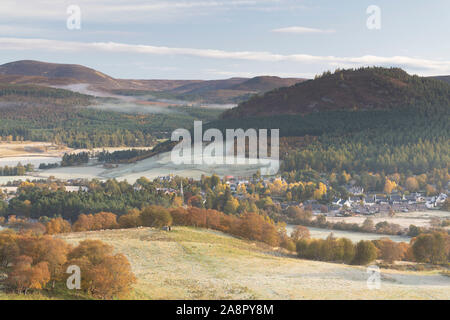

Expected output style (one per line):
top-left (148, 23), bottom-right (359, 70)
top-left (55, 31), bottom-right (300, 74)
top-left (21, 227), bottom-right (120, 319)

top-left (59, 227), bottom-right (450, 300)
top-left (286, 225), bottom-right (411, 243)
top-left (0, 156), bottom-right (61, 167)
top-left (32, 149), bottom-right (272, 182)
top-left (326, 211), bottom-right (449, 229)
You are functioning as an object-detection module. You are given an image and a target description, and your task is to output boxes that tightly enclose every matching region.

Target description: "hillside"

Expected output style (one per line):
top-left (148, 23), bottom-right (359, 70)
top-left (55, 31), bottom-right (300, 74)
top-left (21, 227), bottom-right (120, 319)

top-left (230, 76), bottom-right (305, 92)
top-left (57, 227), bottom-right (450, 300)
top-left (0, 60), bottom-right (121, 87)
top-left (0, 82), bottom-right (93, 108)
top-left (157, 76), bottom-right (304, 104)
top-left (167, 77), bottom-right (248, 94)
top-left (433, 75), bottom-right (450, 84)
top-left (222, 67), bottom-right (450, 118)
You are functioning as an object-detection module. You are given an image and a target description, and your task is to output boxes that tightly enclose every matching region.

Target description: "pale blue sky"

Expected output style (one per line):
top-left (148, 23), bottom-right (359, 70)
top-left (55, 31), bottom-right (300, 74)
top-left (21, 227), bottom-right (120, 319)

top-left (0, 0), bottom-right (449, 79)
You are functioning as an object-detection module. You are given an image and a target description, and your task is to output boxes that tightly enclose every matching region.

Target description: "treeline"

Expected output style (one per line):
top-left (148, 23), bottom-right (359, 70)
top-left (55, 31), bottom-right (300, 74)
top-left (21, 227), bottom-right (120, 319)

top-left (296, 231), bottom-right (449, 265)
top-left (38, 163), bottom-right (59, 170)
top-left (97, 148), bottom-right (154, 164)
top-left (41, 209), bottom-right (450, 265)
top-left (0, 83), bottom-right (92, 100)
top-left (42, 206), bottom-right (283, 247)
top-left (3, 206), bottom-right (448, 267)
top-left (61, 152), bottom-right (89, 167)
top-left (0, 163), bottom-right (34, 176)
top-left (0, 230), bottom-right (135, 299)
top-left (5, 180), bottom-right (174, 221)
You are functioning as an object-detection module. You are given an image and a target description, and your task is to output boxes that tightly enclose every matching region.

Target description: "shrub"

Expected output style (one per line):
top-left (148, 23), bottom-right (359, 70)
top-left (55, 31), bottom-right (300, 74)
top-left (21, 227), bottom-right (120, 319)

top-left (352, 240), bottom-right (377, 265)
top-left (411, 232), bottom-right (449, 264)
top-left (140, 205), bottom-right (172, 228)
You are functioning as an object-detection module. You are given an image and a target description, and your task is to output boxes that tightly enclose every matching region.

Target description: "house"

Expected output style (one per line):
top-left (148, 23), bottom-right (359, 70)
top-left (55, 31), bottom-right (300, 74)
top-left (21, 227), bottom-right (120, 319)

top-left (414, 193), bottom-right (426, 203)
top-left (65, 186), bottom-right (88, 192)
top-left (375, 195), bottom-right (389, 204)
top-left (404, 194), bottom-right (416, 204)
top-left (390, 195), bottom-right (403, 204)
top-left (303, 200), bottom-right (323, 213)
top-left (426, 193), bottom-right (448, 208)
top-left (364, 197), bottom-right (375, 206)
top-left (345, 185), bottom-right (364, 195)
top-left (342, 199), bottom-right (353, 207)
top-left (436, 193), bottom-right (448, 205)
top-left (350, 196), bottom-right (362, 204)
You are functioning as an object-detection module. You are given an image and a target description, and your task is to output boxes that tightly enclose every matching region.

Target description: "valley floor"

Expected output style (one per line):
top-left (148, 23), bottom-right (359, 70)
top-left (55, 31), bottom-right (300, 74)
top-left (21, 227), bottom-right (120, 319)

top-left (59, 227), bottom-right (450, 300)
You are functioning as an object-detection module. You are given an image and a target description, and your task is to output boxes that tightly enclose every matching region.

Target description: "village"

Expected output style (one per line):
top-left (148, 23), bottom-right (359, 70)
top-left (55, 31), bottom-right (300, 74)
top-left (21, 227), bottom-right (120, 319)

top-left (1, 173), bottom-right (449, 229)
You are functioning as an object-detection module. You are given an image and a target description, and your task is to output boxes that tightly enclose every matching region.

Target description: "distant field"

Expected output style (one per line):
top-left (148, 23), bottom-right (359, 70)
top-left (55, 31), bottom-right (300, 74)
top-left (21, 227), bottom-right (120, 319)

top-left (0, 141), bottom-right (69, 158)
top-left (286, 225), bottom-right (411, 243)
top-left (326, 211), bottom-right (450, 228)
top-left (59, 227), bottom-right (450, 300)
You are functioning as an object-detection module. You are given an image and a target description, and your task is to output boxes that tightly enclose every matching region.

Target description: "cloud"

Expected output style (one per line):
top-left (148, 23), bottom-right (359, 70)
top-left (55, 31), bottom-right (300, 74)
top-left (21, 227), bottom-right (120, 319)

top-left (0, 0), bottom-right (284, 22)
top-left (1, 37), bottom-right (449, 75)
top-left (272, 26), bottom-right (335, 34)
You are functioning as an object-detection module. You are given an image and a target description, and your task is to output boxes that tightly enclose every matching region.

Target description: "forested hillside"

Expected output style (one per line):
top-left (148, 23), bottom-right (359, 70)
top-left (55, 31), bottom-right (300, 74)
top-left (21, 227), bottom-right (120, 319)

top-left (222, 67), bottom-right (450, 118)
top-left (210, 67), bottom-right (450, 177)
top-left (0, 83), bottom-right (223, 148)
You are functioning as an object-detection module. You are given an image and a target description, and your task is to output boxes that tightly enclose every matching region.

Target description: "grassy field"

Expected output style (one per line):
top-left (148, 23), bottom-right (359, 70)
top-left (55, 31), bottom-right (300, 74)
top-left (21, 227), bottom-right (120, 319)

top-left (55, 227), bottom-right (450, 300)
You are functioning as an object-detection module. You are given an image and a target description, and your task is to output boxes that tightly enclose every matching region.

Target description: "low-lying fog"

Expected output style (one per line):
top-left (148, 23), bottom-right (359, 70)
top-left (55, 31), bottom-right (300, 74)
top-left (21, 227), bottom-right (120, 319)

top-left (54, 83), bottom-right (236, 115)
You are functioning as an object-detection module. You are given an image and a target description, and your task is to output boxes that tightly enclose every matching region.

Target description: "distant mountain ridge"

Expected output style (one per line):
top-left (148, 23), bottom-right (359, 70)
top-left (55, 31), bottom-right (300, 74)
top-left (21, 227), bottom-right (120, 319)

top-left (432, 75), bottom-right (450, 84)
top-left (0, 60), bottom-right (306, 103)
top-left (222, 67), bottom-right (450, 119)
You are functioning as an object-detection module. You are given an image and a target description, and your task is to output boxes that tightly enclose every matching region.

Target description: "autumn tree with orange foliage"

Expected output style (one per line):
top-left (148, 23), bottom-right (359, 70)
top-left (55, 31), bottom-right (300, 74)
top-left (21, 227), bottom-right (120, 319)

top-left (373, 238), bottom-right (406, 263)
top-left (291, 225), bottom-right (310, 241)
top-left (6, 255), bottom-right (50, 294)
top-left (0, 230), bottom-right (136, 298)
top-left (67, 240), bottom-right (136, 299)
top-left (0, 230), bottom-right (19, 267)
top-left (118, 208), bottom-right (141, 228)
top-left (45, 217), bottom-right (71, 235)
top-left (140, 205), bottom-right (172, 228)
top-left (72, 212), bottom-right (119, 232)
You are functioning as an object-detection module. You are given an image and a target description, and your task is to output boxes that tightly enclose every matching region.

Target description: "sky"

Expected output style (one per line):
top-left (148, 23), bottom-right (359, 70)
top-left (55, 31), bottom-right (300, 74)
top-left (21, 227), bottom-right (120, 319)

top-left (0, 0), bottom-right (449, 79)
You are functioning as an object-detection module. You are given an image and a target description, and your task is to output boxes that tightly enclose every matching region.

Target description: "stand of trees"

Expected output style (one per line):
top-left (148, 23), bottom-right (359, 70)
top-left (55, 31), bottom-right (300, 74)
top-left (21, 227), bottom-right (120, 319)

top-left (5, 179), bottom-right (173, 221)
top-left (296, 231), bottom-right (448, 265)
top-left (97, 149), bottom-right (154, 164)
top-left (61, 152), bottom-right (89, 167)
top-left (0, 230), bottom-right (135, 299)
top-left (0, 163), bottom-right (33, 176)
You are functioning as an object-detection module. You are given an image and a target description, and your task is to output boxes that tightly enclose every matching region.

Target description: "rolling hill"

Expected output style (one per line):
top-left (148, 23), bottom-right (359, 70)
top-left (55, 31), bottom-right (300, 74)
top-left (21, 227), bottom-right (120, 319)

top-left (0, 60), bottom-right (120, 87)
top-left (0, 60), bottom-right (201, 91)
top-left (222, 67), bottom-right (450, 119)
top-left (162, 76), bottom-right (305, 104)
